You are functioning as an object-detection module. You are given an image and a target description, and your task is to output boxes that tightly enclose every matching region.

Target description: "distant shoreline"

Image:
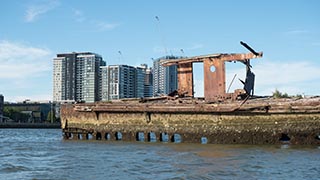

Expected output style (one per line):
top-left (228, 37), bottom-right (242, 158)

top-left (0, 122), bottom-right (61, 129)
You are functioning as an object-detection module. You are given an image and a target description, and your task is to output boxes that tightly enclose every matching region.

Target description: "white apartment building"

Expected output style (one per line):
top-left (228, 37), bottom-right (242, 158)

top-left (53, 52), bottom-right (105, 103)
top-left (101, 64), bottom-right (149, 101)
top-left (53, 57), bottom-right (65, 101)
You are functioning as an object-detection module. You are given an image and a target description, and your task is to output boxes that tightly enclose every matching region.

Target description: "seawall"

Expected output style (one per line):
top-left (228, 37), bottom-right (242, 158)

top-left (0, 122), bottom-right (61, 129)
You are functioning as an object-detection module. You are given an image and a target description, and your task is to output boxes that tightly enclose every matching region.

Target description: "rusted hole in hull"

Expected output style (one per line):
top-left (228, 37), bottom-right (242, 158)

top-left (171, 134), bottom-right (182, 143)
top-left (105, 133), bottom-right (110, 140)
top-left (87, 133), bottom-right (93, 140)
top-left (148, 132), bottom-right (156, 142)
top-left (96, 132), bottom-right (102, 140)
top-left (279, 133), bottom-right (290, 142)
top-left (160, 132), bottom-right (169, 142)
top-left (136, 132), bottom-right (145, 141)
top-left (201, 137), bottom-right (208, 144)
top-left (115, 132), bottom-right (122, 140)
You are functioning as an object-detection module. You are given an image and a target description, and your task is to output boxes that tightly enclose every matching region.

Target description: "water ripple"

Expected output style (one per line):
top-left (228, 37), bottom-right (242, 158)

top-left (0, 163), bottom-right (30, 173)
top-left (0, 129), bottom-right (319, 180)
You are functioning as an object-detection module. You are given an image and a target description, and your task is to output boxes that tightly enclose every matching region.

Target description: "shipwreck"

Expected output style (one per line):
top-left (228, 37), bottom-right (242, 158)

top-left (61, 42), bottom-right (320, 145)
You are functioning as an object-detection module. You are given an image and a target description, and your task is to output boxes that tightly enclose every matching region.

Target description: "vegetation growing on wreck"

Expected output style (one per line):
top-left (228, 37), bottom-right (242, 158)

top-left (272, 89), bottom-right (303, 99)
top-left (272, 89), bottom-right (289, 98)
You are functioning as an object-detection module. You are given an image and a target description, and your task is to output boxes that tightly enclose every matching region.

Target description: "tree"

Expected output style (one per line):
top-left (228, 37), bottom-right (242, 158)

top-left (3, 107), bottom-right (30, 122)
top-left (47, 110), bottom-right (56, 123)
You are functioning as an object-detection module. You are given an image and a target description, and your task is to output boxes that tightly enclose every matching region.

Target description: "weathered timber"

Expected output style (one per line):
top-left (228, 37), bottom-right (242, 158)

top-left (61, 97), bottom-right (320, 145)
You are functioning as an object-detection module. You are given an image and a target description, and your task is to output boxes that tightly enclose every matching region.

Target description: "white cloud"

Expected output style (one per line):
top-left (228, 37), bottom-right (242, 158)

top-left (70, 8), bottom-right (120, 31)
top-left (254, 61), bottom-right (320, 86)
top-left (72, 8), bottom-right (86, 22)
top-left (192, 60), bottom-right (320, 97)
top-left (285, 29), bottom-right (309, 35)
top-left (225, 61), bottom-right (320, 96)
top-left (0, 40), bottom-right (53, 101)
top-left (25, 0), bottom-right (60, 22)
top-left (0, 64), bottom-right (50, 79)
top-left (0, 41), bottom-right (50, 62)
top-left (0, 40), bottom-right (52, 79)
top-left (95, 21), bottom-right (120, 31)
top-left (5, 94), bottom-right (52, 103)
top-left (254, 61), bottom-right (320, 95)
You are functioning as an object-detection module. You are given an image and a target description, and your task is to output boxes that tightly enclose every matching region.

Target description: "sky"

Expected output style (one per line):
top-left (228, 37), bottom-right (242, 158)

top-left (0, 0), bottom-right (319, 102)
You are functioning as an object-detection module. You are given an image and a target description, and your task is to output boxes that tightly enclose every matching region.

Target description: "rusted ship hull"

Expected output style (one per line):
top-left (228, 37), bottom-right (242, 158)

top-left (61, 97), bottom-right (320, 145)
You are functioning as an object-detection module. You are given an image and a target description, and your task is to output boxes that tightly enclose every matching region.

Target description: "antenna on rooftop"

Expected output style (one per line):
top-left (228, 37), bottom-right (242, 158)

top-left (155, 16), bottom-right (168, 55)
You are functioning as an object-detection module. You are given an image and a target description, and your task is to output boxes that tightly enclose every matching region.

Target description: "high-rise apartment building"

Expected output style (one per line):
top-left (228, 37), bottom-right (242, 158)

top-left (108, 65), bottom-right (136, 100)
top-left (101, 64), bottom-right (151, 101)
top-left (139, 64), bottom-right (153, 98)
top-left (100, 66), bottom-right (109, 101)
top-left (136, 66), bottom-right (145, 98)
top-left (53, 52), bottom-right (105, 103)
top-left (153, 56), bottom-right (178, 96)
top-left (53, 52), bottom-right (156, 102)
top-left (53, 57), bottom-right (66, 101)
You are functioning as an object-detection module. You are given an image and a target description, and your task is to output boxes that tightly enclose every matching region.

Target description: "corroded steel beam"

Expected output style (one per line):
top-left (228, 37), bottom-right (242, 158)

top-left (203, 57), bottom-right (226, 101)
top-left (240, 41), bottom-right (259, 56)
top-left (177, 63), bottom-right (193, 97)
top-left (161, 52), bottom-right (263, 66)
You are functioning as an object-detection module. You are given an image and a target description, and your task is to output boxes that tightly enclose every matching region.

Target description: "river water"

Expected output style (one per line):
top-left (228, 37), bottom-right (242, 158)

top-left (0, 129), bottom-right (319, 180)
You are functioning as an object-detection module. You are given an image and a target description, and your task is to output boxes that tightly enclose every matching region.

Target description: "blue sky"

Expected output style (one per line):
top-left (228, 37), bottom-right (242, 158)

top-left (0, 0), bottom-right (319, 102)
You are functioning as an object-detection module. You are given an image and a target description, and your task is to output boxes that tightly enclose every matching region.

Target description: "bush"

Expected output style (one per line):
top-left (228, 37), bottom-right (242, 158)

top-left (272, 89), bottom-right (289, 98)
top-left (3, 107), bottom-right (30, 122)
